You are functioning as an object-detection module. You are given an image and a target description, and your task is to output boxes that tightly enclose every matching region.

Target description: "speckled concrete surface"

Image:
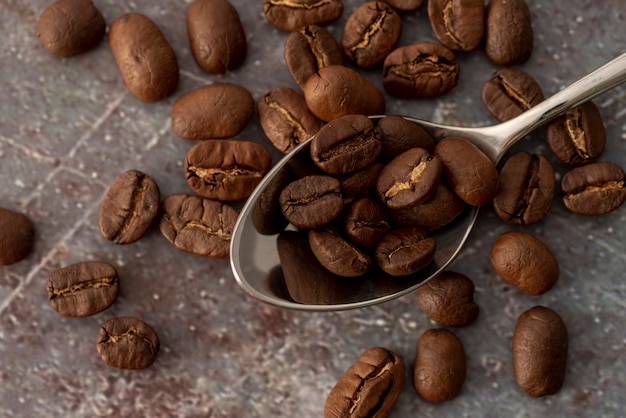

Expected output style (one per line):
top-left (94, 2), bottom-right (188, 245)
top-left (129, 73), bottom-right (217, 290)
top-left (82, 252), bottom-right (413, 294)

top-left (1, 1), bottom-right (625, 417)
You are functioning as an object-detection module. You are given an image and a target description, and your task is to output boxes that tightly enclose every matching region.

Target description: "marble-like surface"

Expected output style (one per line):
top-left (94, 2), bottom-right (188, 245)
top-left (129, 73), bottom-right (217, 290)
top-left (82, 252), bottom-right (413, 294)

top-left (1, 0), bottom-right (625, 417)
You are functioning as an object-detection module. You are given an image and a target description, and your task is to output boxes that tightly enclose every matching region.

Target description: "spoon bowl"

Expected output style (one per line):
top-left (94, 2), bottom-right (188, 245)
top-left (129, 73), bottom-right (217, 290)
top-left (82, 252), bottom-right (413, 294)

top-left (231, 53), bottom-right (626, 311)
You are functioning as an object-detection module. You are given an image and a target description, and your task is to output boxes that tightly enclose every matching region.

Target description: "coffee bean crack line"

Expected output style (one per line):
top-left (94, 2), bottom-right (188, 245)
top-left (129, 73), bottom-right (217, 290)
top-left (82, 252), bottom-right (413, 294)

top-left (348, 355), bottom-right (397, 415)
top-left (564, 180), bottom-right (625, 198)
top-left (387, 55), bottom-right (456, 79)
top-left (497, 76), bottom-right (536, 112)
top-left (187, 166), bottom-right (263, 183)
top-left (316, 134), bottom-right (377, 162)
top-left (564, 108), bottom-right (590, 159)
top-left (384, 160), bottom-right (429, 199)
top-left (442, 0), bottom-right (465, 49)
top-left (508, 155), bottom-right (541, 223)
top-left (50, 277), bottom-right (117, 299)
top-left (100, 327), bottom-right (157, 356)
top-left (163, 215), bottom-right (232, 240)
top-left (267, 0), bottom-right (333, 10)
top-left (349, 7), bottom-right (391, 52)
top-left (284, 191), bottom-right (340, 206)
top-left (113, 174), bottom-right (150, 243)
top-left (301, 27), bottom-right (330, 69)
top-left (265, 98), bottom-right (309, 147)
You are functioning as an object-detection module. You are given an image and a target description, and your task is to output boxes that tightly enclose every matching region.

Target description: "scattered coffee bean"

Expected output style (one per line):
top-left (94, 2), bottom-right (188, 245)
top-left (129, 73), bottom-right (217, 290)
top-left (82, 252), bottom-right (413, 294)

top-left (263, 0), bottom-right (343, 32)
top-left (482, 67), bottom-right (545, 122)
top-left (383, 0), bottom-right (424, 11)
top-left (309, 227), bottom-right (372, 277)
top-left (427, 0), bottom-right (484, 52)
top-left (279, 175), bottom-right (344, 229)
top-left (160, 194), bottom-right (239, 259)
top-left (0, 207), bottom-right (35, 266)
top-left (37, 0), bottom-right (105, 58)
top-left (490, 230), bottom-right (559, 295)
top-left (561, 161), bottom-right (626, 215)
top-left (374, 115), bottom-right (435, 160)
top-left (341, 1), bottom-right (402, 68)
top-left (184, 139), bottom-right (272, 201)
top-left (374, 227), bottom-right (436, 276)
top-left (47, 261), bottom-right (119, 318)
top-left (343, 197), bottom-right (391, 250)
top-left (493, 152), bottom-right (554, 225)
top-left (171, 83), bottom-right (254, 140)
top-left (383, 42), bottom-right (459, 98)
top-left (484, 0), bottom-right (533, 65)
top-left (96, 317), bottom-right (159, 370)
top-left (512, 306), bottom-right (568, 397)
top-left (416, 271), bottom-right (479, 327)
top-left (108, 13), bottom-right (179, 102)
top-left (252, 164), bottom-right (293, 235)
top-left (413, 328), bottom-right (466, 402)
top-left (324, 347), bottom-right (405, 418)
top-left (99, 170), bottom-right (161, 244)
top-left (546, 101), bottom-right (606, 166)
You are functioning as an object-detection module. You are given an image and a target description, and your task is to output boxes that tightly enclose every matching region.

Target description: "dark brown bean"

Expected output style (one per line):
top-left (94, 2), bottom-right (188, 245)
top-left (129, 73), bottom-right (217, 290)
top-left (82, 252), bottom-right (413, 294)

top-left (337, 162), bottom-right (385, 200)
top-left (344, 197), bottom-right (391, 250)
top-left (47, 261), bottom-right (119, 318)
top-left (96, 317), bottom-right (159, 370)
top-left (427, 0), bottom-right (484, 52)
top-left (416, 271), bottom-right (479, 327)
top-left (252, 165), bottom-right (293, 235)
top-left (482, 68), bottom-right (545, 122)
top-left (263, 0), bottom-right (343, 32)
top-left (279, 175), bottom-right (344, 229)
top-left (512, 306), bottom-right (568, 397)
top-left (309, 227), bottom-right (372, 277)
top-left (375, 115), bottom-right (435, 160)
top-left (108, 13), bottom-right (179, 102)
top-left (375, 227), bottom-right (436, 276)
top-left (484, 0), bottom-right (533, 65)
top-left (186, 0), bottom-right (247, 74)
top-left (561, 161), bottom-right (626, 215)
top-left (383, 0), bottom-right (424, 11)
top-left (0, 207), bottom-right (35, 266)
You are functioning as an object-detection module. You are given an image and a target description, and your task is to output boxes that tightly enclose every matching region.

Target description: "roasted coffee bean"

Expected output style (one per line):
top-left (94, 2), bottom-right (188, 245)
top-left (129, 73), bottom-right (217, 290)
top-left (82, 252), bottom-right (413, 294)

top-left (493, 152), bottom-right (554, 225)
top-left (375, 227), bottom-right (436, 276)
top-left (47, 261), bottom-right (119, 318)
top-left (310, 114), bottom-right (382, 174)
top-left (427, 0), bottom-right (484, 52)
top-left (252, 165), bottom-right (293, 235)
top-left (561, 161), bottom-right (626, 215)
top-left (416, 271), bottom-right (479, 327)
top-left (0, 207), bottom-right (34, 266)
top-left (484, 0), bottom-right (533, 65)
top-left (383, 42), bottom-right (459, 98)
top-left (185, 140), bottom-right (272, 201)
top-left (337, 162), bottom-right (384, 200)
top-left (482, 68), bottom-right (544, 122)
top-left (344, 197), bottom-right (391, 250)
top-left (390, 181), bottom-right (466, 231)
top-left (377, 147), bottom-right (442, 210)
top-left (99, 170), bottom-right (160, 244)
top-left (490, 230), bottom-right (559, 295)
top-left (279, 175), bottom-right (344, 229)
top-left (258, 86), bottom-right (323, 154)
top-left (263, 0), bottom-right (343, 32)
top-left (512, 306), bottom-right (568, 397)
top-left (413, 328), bottom-right (466, 402)
top-left (304, 65), bottom-right (386, 122)
top-left (109, 13), bottom-right (179, 102)
top-left (341, 1), bottom-right (402, 68)
top-left (325, 347), bottom-right (405, 418)
top-left (96, 317), bottom-right (159, 370)
top-left (383, 0), bottom-right (423, 11)
top-left (160, 194), bottom-right (239, 259)
top-left (434, 137), bottom-right (498, 206)
top-left (171, 83), bottom-right (254, 140)
top-left (186, 0), bottom-right (246, 74)
top-left (375, 115), bottom-right (435, 160)
top-left (309, 227), bottom-right (372, 277)
top-left (546, 101), bottom-right (606, 166)
top-left (37, 0), bottom-right (105, 58)
top-left (284, 25), bottom-right (344, 91)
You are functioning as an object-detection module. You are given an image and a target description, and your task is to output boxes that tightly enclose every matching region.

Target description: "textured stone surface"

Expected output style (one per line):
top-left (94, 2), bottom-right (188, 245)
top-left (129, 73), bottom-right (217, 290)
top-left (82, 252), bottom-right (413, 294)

top-left (1, 1), bottom-right (625, 417)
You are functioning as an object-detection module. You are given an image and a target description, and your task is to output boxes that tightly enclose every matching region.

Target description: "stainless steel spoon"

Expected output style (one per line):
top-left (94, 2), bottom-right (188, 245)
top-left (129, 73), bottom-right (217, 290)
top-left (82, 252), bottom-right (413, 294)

top-left (230, 53), bottom-right (626, 311)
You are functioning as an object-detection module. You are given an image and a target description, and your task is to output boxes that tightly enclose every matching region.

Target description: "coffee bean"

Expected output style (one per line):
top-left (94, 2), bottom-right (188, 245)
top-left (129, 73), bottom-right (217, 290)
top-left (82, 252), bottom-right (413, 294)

top-left (99, 170), bottom-right (160, 244)
top-left (493, 152), bottom-right (555, 225)
top-left (258, 86), bottom-right (323, 154)
top-left (561, 161), bottom-right (626, 215)
top-left (374, 115), bottom-right (435, 160)
top-left (309, 227), bottom-right (372, 277)
top-left (284, 25), bottom-right (344, 92)
top-left (416, 271), bottom-right (479, 327)
top-left (383, 0), bottom-right (424, 11)
top-left (252, 164), bottom-right (293, 235)
top-left (427, 0), bottom-right (484, 52)
top-left (374, 227), bottom-right (436, 276)
top-left (184, 139), bottom-right (272, 201)
top-left (546, 101), bottom-right (606, 166)
top-left (325, 347), bottom-right (405, 418)
top-left (159, 194), bottom-right (239, 259)
top-left (96, 317), bottom-right (159, 370)
top-left (47, 261), bottom-right (119, 318)
top-left (490, 230), bottom-right (559, 295)
top-left (512, 306), bottom-right (568, 397)
top-left (304, 65), bottom-right (386, 122)
top-left (482, 68), bottom-right (545, 122)
top-left (434, 137), bottom-right (498, 206)
top-left (310, 114), bottom-right (382, 174)
top-left (109, 13), bottom-right (179, 102)
top-left (37, 0), bottom-right (105, 58)
top-left (383, 42), bottom-right (460, 98)
top-left (279, 175), bottom-right (344, 229)
top-left (337, 162), bottom-right (384, 200)
top-left (263, 0), bottom-right (343, 32)
top-left (484, 0), bottom-right (533, 65)
top-left (376, 147), bottom-right (442, 210)
top-left (413, 328), bottom-right (466, 402)
top-left (0, 207), bottom-right (34, 266)
top-left (344, 197), bottom-right (391, 250)
top-left (171, 83), bottom-right (254, 140)
top-left (341, 1), bottom-right (402, 68)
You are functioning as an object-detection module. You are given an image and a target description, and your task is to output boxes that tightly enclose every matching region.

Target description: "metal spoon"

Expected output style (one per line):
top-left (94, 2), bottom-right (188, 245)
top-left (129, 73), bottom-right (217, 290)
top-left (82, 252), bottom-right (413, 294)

top-left (230, 53), bottom-right (626, 311)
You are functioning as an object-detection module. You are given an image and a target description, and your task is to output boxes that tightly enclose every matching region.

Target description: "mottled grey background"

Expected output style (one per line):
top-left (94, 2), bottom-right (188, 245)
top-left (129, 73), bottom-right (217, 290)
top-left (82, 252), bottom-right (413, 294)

top-left (1, 0), bottom-right (625, 417)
